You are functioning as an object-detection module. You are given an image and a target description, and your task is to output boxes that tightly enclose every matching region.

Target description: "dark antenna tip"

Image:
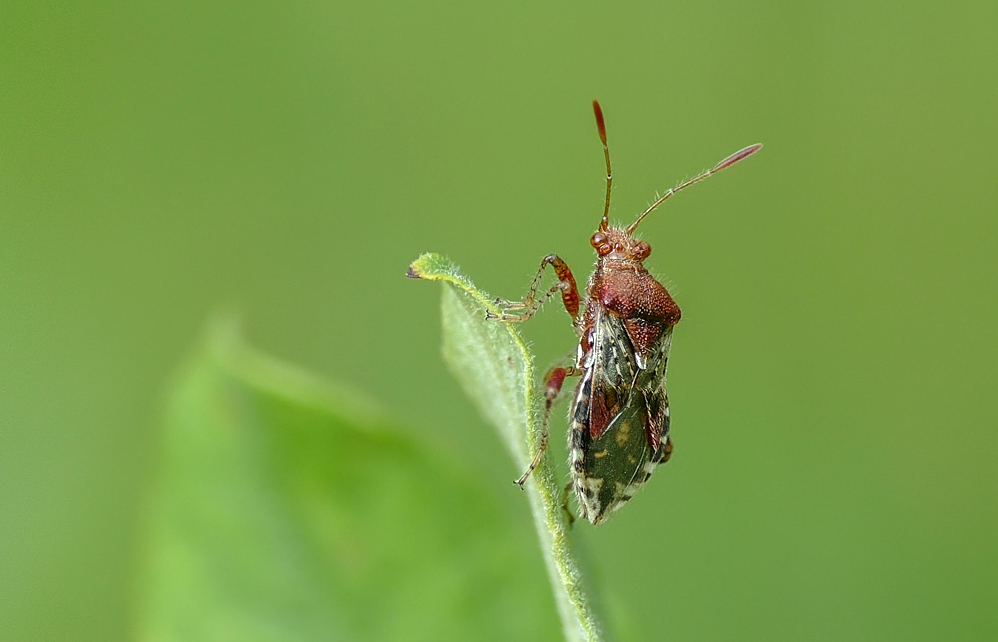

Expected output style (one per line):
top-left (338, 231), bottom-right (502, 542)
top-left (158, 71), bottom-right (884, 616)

top-left (592, 100), bottom-right (608, 145)
top-left (592, 100), bottom-right (612, 231)
top-left (713, 143), bottom-right (763, 172)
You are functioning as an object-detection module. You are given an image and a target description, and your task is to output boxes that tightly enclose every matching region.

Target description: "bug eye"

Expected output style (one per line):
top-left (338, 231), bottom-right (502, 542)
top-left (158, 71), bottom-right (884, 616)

top-left (590, 232), bottom-right (610, 255)
top-left (634, 241), bottom-right (651, 259)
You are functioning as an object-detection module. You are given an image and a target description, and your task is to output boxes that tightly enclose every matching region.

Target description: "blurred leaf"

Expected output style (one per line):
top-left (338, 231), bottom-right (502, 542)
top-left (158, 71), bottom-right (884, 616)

top-left (408, 253), bottom-right (604, 642)
top-left (137, 322), bottom-right (561, 642)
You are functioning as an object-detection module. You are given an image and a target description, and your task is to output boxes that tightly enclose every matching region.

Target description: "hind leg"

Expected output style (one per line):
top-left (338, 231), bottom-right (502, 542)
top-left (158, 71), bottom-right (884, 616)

top-left (658, 435), bottom-right (673, 464)
top-left (560, 481), bottom-right (576, 527)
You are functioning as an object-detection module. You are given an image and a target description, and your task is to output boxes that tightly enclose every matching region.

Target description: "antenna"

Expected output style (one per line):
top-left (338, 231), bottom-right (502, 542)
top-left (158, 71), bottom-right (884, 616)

top-left (592, 100), bottom-right (612, 232)
top-left (625, 143), bottom-right (763, 235)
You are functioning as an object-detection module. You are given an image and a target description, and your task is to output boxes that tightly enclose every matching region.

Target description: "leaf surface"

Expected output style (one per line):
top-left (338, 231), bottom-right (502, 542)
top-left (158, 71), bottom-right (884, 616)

top-left (138, 323), bottom-right (560, 642)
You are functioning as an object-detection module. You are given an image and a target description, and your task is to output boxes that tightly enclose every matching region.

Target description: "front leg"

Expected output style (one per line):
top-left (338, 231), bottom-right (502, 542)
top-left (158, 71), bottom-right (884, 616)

top-left (487, 254), bottom-right (580, 323)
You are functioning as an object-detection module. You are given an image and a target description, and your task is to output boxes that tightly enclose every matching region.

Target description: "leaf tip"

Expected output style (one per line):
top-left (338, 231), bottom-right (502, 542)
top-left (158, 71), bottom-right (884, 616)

top-left (407, 253), bottom-right (443, 281)
top-left (407, 252), bottom-right (461, 284)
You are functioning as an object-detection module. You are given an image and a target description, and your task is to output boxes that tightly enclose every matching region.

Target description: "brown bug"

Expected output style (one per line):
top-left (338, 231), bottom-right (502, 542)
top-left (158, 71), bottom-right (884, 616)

top-left (488, 100), bottom-right (761, 524)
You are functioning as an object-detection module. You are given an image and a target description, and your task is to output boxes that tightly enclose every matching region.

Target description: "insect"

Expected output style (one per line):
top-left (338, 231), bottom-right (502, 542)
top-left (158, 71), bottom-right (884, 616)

top-left (488, 100), bottom-right (761, 524)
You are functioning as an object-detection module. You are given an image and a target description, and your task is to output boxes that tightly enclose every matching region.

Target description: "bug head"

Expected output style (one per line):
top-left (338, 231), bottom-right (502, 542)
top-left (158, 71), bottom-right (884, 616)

top-left (590, 99), bottom-right (762, 259)
top-left (590, 228), bottom-right (652, 262)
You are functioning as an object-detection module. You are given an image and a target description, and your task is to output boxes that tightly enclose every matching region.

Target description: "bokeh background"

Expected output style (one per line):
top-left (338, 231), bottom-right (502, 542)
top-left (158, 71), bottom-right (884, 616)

top-left (3, 0), bottom-right (997, 640)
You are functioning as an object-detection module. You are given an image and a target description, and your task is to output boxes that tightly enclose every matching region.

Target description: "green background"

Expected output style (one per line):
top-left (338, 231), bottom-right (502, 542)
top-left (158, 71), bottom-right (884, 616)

top-left (3, 0), bottom-right (996, 640)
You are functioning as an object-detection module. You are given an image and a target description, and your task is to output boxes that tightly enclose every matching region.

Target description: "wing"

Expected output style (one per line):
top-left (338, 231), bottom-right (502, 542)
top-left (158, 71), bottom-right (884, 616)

top-left (569, 307), bottom-right (673, 524)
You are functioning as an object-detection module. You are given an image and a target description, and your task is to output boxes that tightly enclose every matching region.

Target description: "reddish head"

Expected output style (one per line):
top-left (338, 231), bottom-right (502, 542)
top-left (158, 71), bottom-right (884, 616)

top-left (590, 228), bottom-right (652, 262)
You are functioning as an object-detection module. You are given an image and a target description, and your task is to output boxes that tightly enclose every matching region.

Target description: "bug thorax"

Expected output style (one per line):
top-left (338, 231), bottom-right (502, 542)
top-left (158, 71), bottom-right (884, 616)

top-left (590, 228), bottom-right (651, 263)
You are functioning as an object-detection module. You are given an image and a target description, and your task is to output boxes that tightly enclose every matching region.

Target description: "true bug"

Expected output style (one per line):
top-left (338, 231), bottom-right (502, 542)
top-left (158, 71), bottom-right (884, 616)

top-left (488, 101), bottom-right (761, 525)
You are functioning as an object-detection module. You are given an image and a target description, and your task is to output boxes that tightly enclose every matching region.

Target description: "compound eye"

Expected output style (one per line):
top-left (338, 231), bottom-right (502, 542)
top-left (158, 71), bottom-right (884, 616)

top-left (590, 232), bottom-right (610, 255)
top-left (634, 241), bottom-right (651, 259)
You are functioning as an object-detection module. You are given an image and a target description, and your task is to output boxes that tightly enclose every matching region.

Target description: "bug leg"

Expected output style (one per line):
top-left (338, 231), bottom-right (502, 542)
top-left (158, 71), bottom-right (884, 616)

top-left (514, 364), bottom-right (581, 487)
top-left (491, 282), bottom-right (569, 322)
top-left (658, 435), bottom-right (673, 464)
top-left (487, 254), bottom-right (580, 322)
top-left (560, 481), bottom-right (577, 528)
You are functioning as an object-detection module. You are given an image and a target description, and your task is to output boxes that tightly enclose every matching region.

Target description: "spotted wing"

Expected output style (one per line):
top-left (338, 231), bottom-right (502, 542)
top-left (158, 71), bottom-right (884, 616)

top-left (569, 308), bottom-right (673, 524)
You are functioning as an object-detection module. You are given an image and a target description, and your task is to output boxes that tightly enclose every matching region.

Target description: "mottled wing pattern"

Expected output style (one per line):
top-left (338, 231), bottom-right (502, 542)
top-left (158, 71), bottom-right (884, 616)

top-left (569, 308), bottom-right (673, 524)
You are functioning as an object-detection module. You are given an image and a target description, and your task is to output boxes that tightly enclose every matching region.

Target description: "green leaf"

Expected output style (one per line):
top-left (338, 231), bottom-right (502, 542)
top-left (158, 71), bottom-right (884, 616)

top-left (138, 321), bottom-right (561, 642)
top-left (408, 253), bottom-right (604, 642)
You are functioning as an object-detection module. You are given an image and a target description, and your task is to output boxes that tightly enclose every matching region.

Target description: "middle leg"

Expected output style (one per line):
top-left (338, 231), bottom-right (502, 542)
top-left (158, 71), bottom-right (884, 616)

top-left (515, 363), bottom-right (582, 487)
